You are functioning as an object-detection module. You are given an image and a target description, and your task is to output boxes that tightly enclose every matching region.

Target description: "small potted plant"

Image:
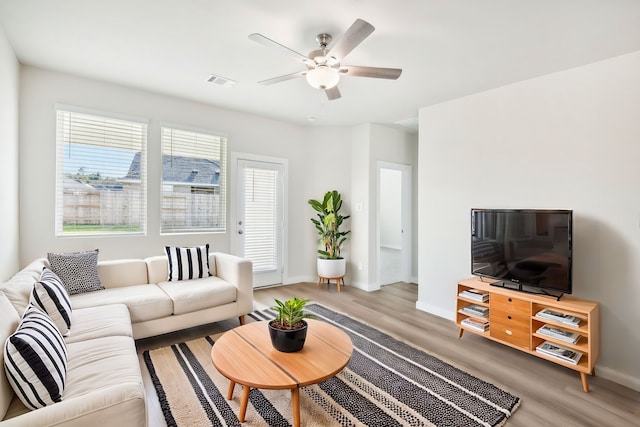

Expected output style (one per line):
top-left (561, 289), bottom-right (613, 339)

top-left (269, 297), bottom-right (312, 352)
top-left (308, 190), bottom-right (351, 278)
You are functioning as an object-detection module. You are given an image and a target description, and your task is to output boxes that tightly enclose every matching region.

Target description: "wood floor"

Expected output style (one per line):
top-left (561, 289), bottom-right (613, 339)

top-left (136, 282), bottom-right (640, 427)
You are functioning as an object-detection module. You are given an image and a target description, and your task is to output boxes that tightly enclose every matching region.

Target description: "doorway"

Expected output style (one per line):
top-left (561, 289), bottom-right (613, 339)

top-left (378, 162), bottom-right (412, 285)
top-left (233, 155), bottom-right (287, 287)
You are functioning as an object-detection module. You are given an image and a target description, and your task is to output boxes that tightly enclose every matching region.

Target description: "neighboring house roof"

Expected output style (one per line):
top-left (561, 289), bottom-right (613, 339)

top-left (63, 178), bottom-right (99, 194)
top-left (124, 152), bottom-right (220, 186)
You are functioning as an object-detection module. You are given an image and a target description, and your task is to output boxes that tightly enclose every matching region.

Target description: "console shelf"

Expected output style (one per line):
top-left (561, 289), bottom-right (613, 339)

top-left (456, 277), bottom-right (600, 392)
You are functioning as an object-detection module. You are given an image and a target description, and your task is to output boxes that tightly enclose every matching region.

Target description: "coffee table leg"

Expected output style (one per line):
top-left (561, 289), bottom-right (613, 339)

top-left (291, 387), bottom-right (300, 427)
top-left (239, 385), bottom-right (251, 422)
top-left (227, 380), bottom-right (235, 400)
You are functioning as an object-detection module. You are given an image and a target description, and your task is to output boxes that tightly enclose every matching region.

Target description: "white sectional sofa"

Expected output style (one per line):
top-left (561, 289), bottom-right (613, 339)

top-left (0, 252), bottom-right (253, 426)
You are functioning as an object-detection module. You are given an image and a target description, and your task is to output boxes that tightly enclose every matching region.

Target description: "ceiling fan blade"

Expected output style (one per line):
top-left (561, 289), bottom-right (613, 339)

top-left (327, 19), bottom-right (375, 61)
top-left (325, 86), bottom-right (341, 101)
top-left (257, 70), bottom-right (306, 85)
top-left (249, 33), bottom-right (313, 66)
top-left (340, 65), bottom-right (402, 79)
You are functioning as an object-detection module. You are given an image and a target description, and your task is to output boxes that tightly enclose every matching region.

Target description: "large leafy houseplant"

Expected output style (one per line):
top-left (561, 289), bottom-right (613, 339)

top-left (308, 190), bottom-right (351, 260)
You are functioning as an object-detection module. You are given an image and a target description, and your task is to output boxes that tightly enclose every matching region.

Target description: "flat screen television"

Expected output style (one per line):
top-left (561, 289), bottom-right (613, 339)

top-left (471, 209), bottom-right (573, 299)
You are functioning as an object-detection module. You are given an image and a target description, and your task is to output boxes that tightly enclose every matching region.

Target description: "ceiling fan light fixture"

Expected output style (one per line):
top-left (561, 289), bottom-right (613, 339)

top-left (305, 65), bottom-right (340, 90)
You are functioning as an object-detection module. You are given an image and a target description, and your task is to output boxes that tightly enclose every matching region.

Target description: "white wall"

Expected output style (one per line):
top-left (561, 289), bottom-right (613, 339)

top-left (300, 127), bottom-right (353, 283)
top-left (351, 123), bottom-right (418, 290)
top-left (18, 66), bottom-right (354, 284)
top-left (0, 26), bottom-right (20, 281)
top-left (418, 51), bottom-right (640, 390)
top-left (349, 124), bottom-right (372, 287)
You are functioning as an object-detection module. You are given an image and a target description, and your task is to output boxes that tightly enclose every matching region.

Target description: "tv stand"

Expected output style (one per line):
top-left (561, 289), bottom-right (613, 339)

top-left (457, 277), bottom-right (600, 392)
top-left (490, 281), bottom-right (564, 301)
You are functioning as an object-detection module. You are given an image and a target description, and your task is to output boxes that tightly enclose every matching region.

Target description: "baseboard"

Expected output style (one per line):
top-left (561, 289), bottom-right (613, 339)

top-left (350, 281), bottom-right (380, 292)
top-left (596, 366), bottom-right (640, 392)
top-left (283, 275), bottom-right (316, 285)
top-left (416, 300), bottom-right (455, 321)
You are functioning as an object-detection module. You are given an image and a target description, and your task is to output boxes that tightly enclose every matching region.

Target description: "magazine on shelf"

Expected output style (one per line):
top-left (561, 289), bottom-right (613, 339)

top-left (461, 318), bottom-right (490, 332)
top-left (535, 308), bottom-right (580, 326)
top-left (458, 289), bottom-right (489, 302)
top-left (536, 341), bottom-right (583, 365)
top-left (536, 325), bottom-right (580, 344)
top-left (459, 304), bottom-right (489, 318)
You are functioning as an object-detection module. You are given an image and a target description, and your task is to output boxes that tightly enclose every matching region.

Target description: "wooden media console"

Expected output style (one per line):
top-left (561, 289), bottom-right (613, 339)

top-left (456, 277), bottom-right (600, 392)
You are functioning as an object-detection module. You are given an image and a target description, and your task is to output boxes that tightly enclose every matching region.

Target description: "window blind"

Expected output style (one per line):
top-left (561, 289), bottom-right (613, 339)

top-left (161, 126), bottom-right (227, 233)
top-left (243, 166), bottom-right (280, 272)
top-left (55, 109), bottom-right (147, 235)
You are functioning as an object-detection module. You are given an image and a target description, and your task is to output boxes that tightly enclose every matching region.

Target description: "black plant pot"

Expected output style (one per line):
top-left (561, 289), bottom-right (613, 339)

top-left (268, 320), bottom-right (308, 352)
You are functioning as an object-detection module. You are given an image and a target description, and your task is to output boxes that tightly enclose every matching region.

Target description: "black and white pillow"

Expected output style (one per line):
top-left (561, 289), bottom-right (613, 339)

top-left (3, 304), bottom-right (68, 410)
top-left (47, 249), bottom-right (104, 295)
top-left (165, 244), bottom-right (211, 281)
top-left (30, 267), bottom-right (73, 336)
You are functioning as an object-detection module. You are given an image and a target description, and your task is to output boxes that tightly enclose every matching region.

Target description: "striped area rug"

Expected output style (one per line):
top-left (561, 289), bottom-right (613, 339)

top-left (143, 303), bottom-right (520, 426)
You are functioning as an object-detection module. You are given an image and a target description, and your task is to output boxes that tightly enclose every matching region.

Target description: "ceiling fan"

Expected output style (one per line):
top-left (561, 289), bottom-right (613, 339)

top-left (249, 19), bottom-right (402, 101)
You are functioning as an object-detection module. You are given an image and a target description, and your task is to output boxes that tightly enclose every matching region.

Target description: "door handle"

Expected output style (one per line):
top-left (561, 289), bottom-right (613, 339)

top-left (238, 230), bottom-right (243, 234)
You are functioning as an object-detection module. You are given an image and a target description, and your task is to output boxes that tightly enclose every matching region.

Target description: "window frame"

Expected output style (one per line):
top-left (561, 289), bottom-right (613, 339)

top-left (54, 105), bottom-right (148, 237)
top-left (159, 123), bottom-right (228, 235)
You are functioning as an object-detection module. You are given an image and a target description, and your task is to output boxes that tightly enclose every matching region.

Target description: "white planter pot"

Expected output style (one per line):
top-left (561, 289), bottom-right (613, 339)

top-left (317, 258), bottom-right (346, 278)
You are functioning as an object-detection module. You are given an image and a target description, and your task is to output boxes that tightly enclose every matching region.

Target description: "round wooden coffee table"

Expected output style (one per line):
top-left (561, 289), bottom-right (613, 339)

top-left (211, 319), bottom-right (352, 427)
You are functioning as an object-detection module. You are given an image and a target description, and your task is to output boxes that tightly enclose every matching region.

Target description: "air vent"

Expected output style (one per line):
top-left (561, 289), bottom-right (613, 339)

top-left (206, 74), bottom-right (237, 88)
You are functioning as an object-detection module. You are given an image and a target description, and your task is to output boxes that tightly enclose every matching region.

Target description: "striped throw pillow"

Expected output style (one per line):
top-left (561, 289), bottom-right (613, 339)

top-left (30, 267), bottom-right (73, 335)
top-left (165, 244), bottom-right (211, 281)
top-left (4, 304), bottom-right (68, 410)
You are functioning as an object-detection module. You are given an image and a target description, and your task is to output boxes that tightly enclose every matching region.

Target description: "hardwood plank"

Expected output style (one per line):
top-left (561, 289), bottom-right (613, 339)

top-left (137, 282), bottom-right (640, 427)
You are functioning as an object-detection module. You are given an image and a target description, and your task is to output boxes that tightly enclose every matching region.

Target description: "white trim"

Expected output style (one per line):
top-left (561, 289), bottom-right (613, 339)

top-left (54, 103), bottom-right (149, 124)
top-left (416, 300), bottom-right (456, 321)
top-left (377, 161), bottom-right (413, 285)
top-left (230, 152), bottom-right (288, 286)
top-left (596, 366), bottom-right (640, 392)
top-left (283, 275), bottom-right (316, 285)
top-left (351, 281), bottom-right (381, 292)
top-left (159, 121), bottom-right (228, 138)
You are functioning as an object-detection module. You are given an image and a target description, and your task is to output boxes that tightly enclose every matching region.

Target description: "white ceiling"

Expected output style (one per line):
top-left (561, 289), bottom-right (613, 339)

top-left (1, 0), bottom-right (640, 129)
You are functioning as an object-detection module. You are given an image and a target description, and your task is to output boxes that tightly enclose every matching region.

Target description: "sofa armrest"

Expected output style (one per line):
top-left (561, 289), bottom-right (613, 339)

top-left (212, 252), bottom-right (253, 315)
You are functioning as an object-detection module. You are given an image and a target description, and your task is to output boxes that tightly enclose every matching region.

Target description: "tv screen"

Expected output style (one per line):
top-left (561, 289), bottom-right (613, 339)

top-left (471, 209), bottom-right (573, 296)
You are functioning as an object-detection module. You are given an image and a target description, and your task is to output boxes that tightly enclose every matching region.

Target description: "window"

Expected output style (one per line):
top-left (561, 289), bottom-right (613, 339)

top-left (161, 126), bottom-right (227, 233)
top-left (55, 109), bottom-right (147, 235)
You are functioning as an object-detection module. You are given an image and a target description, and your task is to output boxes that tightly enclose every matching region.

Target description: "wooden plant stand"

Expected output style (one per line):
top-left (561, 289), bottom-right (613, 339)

top-left (318, 275), bottom-right (345, 292)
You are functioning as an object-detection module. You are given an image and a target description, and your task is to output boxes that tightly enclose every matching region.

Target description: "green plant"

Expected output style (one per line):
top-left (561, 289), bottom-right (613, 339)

top-left (271, 297), bottom-right (312, 330)
top-left (308, 190), bottom-right (351, 259)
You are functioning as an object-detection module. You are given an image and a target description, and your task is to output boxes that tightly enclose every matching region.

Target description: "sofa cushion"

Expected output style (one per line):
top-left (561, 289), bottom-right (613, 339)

top-left (30, 268), bottom-right (73, 336)
top-left (157, 276), bottom-right (236, 315)
top-left (0, 258), bottom-right (48, 317)
top-left (165, 244), bottom-right (211, 281)
top-left (3, 336), bottom-right (146, 426)
top-left (70, 285), bottom-right (172, 322)
top-left (65, 336), bottom-right (142, 399)
top-left (98, 259), bottom-right (149, 289)
top-left (64, 304), bottom-right (132, 344)
top-left (47, 249), bottom-right (104, 295)
top-left (4, 305), bottom-right (68, 410)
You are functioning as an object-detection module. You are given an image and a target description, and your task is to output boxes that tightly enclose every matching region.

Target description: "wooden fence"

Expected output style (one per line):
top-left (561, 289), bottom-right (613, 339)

top-left (63, 190), bottom-right (222, 229)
